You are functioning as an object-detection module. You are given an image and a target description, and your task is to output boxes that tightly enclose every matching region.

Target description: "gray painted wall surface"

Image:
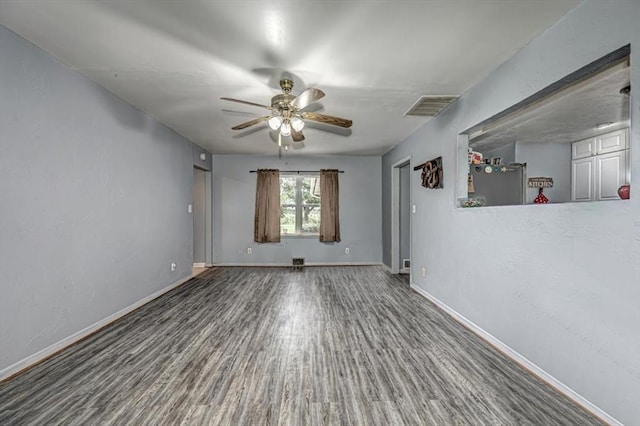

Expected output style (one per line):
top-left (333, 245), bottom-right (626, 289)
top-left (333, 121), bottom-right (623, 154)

top-left (193, 168), bottom-right (207, 263)
top-left (0, 26), bottom-right (194, 371)
top-left (191, 142), bottom-right (212, 171)
top-left (516, 142), bottom-right (571, 203)
top-left (481, 142), bottom-right (516, 164)
top-left (212, 155), bottom-right (381, 265)
top-left (399, 164), bottom-right (411, 266)
top-left (381, 2), bottom-right (639, 424)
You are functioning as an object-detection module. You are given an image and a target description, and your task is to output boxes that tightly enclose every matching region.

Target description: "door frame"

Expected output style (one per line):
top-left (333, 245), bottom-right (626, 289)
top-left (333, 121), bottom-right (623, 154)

top-left (391, 156), bottom-right (412, 276)
top-left (193, 166), bottom-right (213, 267)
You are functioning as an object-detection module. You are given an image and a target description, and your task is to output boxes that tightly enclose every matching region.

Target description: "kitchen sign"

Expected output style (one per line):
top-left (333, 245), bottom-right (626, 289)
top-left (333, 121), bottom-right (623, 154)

top-left (528, 177), bottom-right (554, 188)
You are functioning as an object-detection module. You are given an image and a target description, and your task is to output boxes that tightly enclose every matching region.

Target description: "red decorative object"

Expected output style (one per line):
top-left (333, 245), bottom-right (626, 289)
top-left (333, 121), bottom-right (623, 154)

top-left (534, 187), bottom-right (549, 204)
top-left (618, 184), bottom-right (630, 200)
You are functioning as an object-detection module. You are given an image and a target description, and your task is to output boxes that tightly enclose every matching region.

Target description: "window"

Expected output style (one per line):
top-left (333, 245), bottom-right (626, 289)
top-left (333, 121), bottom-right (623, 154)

top-left (280, 175), bottom-right (321, 236)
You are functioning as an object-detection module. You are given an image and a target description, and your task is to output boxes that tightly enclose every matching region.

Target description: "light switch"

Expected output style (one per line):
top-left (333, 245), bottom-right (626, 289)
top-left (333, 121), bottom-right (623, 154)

top-left (188, 204), bottom-right (193, 213)
top-left (412, 204), bottom-right (416, 213)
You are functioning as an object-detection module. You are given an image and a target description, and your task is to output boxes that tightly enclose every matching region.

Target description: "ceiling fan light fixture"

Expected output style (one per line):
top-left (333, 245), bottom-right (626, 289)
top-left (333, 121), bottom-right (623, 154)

top-left (280, 121), bottom-right (291, 137)
top-left (291, 116), bottom-right (304, 132)
top-left (268, 116), bottom-right (283, 130)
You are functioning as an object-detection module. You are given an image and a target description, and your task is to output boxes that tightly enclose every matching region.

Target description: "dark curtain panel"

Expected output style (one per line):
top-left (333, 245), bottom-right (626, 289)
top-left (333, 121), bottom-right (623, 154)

top-left (319, 169), bottom-right (341, 242)
top-left (254, 169), bottom-right (281, 243)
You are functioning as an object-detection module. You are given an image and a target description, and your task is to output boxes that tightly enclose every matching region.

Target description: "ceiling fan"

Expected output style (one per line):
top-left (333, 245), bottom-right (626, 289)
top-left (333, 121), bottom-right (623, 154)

top-left (221, 79), bottom-right (352, 143)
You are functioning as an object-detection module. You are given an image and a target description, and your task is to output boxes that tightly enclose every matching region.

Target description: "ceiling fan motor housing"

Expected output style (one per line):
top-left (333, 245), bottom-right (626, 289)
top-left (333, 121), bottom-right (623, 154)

top-left (271, 93), bottom-right (296, 116)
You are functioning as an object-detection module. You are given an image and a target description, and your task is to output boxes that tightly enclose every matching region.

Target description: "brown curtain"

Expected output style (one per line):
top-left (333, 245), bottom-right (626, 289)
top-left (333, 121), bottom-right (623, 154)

top-left (254, 169), bottom-right (280, 243)
top-left (319, 169), bottom-right (341, 242)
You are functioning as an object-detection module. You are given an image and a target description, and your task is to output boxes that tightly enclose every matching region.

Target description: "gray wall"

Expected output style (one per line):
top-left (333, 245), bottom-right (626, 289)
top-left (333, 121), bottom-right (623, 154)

top-left (515, 142), bottom-right (571, 203)
top-left (481, 142), bottom-right (516, 164)
top-left (381, 1), bottom-right (640, 424)
top-left (0, 26), bottom-right (195, 372)
top-left (399, 163), bottom-right (411, 266)
top-left (191, 142), bottom-right (212, 171)
top-left (212, 155), bottom-right (381, 265)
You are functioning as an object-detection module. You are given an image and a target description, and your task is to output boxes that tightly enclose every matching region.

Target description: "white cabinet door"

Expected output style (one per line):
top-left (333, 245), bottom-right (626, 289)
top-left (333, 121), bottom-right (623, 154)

top-left (572, 157), bottom-right (594, 201)
top-left (596, 129), bottom-right (627, 154)
top-left (596, 150), bottom-right (627, 200)
top-left (572, 138), bottom-right (595, 159)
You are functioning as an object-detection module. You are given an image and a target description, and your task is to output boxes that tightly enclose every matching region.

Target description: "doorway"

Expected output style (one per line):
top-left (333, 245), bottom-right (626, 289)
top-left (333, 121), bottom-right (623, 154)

top-left (391, 156), bottom-right (412, 277)
top-left (193, 167), bottom-right (212, 275)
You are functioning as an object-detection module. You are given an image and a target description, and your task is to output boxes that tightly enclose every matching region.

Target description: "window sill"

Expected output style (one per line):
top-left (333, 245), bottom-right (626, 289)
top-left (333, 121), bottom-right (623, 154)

top-left (281, 234), bottom-right (320, 239)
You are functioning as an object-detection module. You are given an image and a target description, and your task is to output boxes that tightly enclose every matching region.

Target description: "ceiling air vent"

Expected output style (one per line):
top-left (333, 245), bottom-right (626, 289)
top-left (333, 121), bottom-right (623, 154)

top-left (405, 95), bottom-right (459, 117)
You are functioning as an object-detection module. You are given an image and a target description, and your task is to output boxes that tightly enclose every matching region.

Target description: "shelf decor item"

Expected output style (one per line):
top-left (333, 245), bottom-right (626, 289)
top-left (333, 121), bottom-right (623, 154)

top-left (459, 197), bottom-right (485, 208)
top-left (534, 187), bottom-right (549, 204)
top-left (617, 184), bottom-right (630, 199)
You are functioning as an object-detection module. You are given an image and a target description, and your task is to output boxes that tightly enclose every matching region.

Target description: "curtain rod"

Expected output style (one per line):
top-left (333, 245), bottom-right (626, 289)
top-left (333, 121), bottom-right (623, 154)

top-left (249, 170), bottom-right (344, 173)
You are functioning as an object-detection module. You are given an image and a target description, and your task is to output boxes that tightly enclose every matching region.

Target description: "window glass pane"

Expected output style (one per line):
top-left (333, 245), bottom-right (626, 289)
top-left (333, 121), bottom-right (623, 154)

top-left (280, 206), bottom-right (296, 235)
top-left (302, 177), bottom-right (321, 205)
top-left (279, 175), bottom-right (322, 235)
top-left (302, 205), bottom-right (320, 234)
top-left (280, 176), bottom-right (296, 205)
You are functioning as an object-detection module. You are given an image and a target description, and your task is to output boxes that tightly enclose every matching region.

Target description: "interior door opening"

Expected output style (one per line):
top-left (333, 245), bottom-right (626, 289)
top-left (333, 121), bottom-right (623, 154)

top-left (391, 156), bottom-right (412, 280)
top-left (193, 166), bottom-right (212, 275)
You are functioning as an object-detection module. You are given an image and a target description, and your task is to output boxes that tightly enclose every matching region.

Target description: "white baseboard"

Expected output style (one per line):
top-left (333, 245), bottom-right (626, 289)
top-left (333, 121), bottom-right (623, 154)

top-left (213, 262), bottom-right (382, 267)
top-left (410, 283), bottom-right (622, 426)
top-left (0, 273), bottom-right (196, 381)
top-left (192, 262), bottom-right (206, 267)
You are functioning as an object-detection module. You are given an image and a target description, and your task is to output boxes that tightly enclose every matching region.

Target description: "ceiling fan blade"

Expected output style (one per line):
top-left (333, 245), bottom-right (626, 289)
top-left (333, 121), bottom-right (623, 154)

top-left (301, 112), bottom-right (352, 128)
top-left (231, 116), bottom-right (270, 130)
top-left (221, 97), bottom-right (272, 110)
top-left (291, 128), bottom-right (305, 142)
top-left (291, 88), bottom-right (325, 110)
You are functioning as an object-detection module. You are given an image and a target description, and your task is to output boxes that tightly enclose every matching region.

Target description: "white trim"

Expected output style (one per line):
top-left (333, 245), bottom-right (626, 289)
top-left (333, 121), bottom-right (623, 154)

top-left (391, 156), bottom-right (411, 275)
top-left (213, 262), bottom-right (382, 267)
top-left (409, 283), bottom-right (622, 426)
top-left (0, 274), bottom-right (196, 381)
top-left (205, 169), bottom-right (213, 266)
top-left (193, 262), bottom-right (206, 267)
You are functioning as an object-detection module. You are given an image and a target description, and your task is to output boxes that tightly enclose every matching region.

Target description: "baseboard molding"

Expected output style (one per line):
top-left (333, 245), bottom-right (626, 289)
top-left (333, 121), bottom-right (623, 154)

top-left (213, 262), bottom-right (382, 267)
top-left (0, 273), bottom-right (197, 382)
top-left (193, 262), bottom-right (206, 267)
top-left (410, 283), bottom-right (622, 426)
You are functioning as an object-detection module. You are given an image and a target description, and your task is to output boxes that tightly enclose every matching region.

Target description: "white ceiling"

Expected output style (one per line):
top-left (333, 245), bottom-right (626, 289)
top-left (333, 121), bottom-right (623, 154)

top-left (469, 59), bottom-right (631, 151)
top-left (0, 0), bottom-right (581, 156)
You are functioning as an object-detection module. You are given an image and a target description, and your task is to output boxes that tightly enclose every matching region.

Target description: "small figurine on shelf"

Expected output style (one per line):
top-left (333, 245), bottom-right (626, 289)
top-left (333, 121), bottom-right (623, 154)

top-left (534, 187), bottom-right (549, 204)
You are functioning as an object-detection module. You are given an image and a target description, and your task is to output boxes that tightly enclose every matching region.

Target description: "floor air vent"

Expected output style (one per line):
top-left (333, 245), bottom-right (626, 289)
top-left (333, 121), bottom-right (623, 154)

top-left (292, 257), bottom-right (305, 270)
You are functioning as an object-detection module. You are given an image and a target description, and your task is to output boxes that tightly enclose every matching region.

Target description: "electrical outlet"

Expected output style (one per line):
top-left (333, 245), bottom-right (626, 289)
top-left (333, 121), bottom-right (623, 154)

top-left (345, 247), bottom-right (350, 254)
top-left (247, 247), bottom-right (252, 254)
top-left (421, 267), bottom-right (426, 277)
top-left (188, 204), bottom-right (193, 213)
top-left (412, 204), bottom-right (416, 213)
top-left (171, 262), bottom-right (177, 272)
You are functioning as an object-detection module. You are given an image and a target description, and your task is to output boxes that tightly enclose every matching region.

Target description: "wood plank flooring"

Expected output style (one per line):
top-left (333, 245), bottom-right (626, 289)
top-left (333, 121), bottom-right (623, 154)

top-left (0, 266), bottom-right (602, 425)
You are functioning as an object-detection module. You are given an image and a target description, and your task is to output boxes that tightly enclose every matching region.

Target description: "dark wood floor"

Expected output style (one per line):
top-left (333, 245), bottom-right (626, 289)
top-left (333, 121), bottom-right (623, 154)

top-left (0, 267), bottom-right (601, 425)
